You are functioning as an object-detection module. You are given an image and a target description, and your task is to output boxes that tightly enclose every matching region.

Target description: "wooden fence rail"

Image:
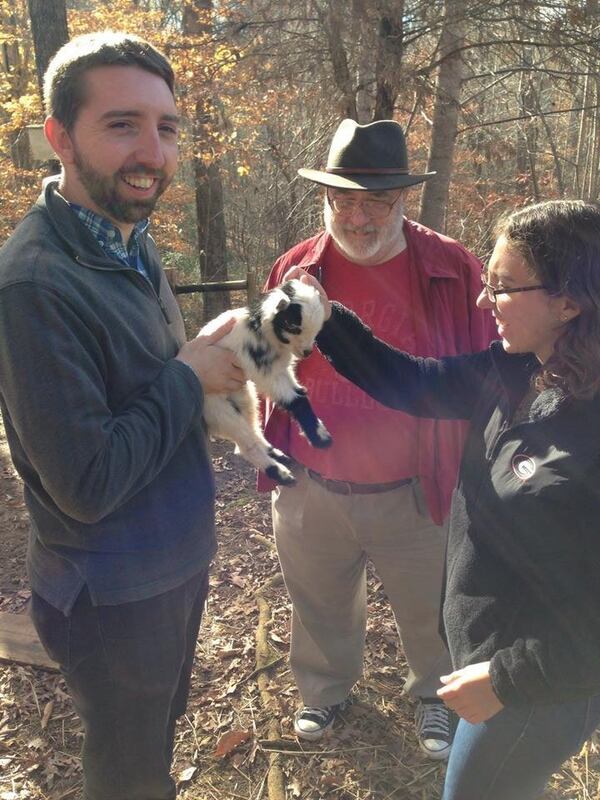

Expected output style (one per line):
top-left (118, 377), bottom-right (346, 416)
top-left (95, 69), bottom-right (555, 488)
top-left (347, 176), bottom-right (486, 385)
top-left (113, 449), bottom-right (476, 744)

top-left (165, 270), bottom-right (258, 302)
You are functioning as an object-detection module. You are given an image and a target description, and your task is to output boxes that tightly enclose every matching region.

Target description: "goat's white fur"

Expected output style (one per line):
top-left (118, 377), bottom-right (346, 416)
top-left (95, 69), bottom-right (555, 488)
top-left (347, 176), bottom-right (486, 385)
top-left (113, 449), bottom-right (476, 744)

top-left (201, 279), bottom-right (331, 484)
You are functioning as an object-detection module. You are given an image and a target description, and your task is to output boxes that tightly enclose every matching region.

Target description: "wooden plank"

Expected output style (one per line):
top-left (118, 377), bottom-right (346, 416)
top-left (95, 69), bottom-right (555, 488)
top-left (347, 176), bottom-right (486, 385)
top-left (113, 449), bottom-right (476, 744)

top-left (0, 610), bottom-right (58, 671)
top-left (25, 124), bottom-right (56, 161)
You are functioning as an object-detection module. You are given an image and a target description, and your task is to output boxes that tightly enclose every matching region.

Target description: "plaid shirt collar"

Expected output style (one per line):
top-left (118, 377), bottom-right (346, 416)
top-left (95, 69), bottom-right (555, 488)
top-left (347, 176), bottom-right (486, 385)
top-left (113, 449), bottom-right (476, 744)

top-left (69, 203), bottom-right (149, 271)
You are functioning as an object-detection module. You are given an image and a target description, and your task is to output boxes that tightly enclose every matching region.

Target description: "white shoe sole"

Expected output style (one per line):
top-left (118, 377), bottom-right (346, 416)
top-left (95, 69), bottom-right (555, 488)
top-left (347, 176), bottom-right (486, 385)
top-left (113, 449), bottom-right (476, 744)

top-left (293, 721), bottom-right (334, 741)
top-left (418, 741), bottom-right (451, 761)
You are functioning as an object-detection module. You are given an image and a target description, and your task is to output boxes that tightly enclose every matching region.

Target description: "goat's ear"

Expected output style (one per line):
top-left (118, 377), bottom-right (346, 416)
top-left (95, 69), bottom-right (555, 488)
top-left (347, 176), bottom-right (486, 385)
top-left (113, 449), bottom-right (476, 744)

top-left (275, 293), bottom-right (291, 312)
top-left (263, 287), bottom-right (290, 318)
top-left (263, 287), bottom-right (291, 319)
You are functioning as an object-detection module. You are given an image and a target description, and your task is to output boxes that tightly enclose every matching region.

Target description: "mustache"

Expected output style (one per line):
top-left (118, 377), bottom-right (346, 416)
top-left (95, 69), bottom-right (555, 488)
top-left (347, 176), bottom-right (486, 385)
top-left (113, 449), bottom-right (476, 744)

top-left (340, 224), bottom-right (377, 234)
top-left (119, 165), bottom-right (167, 179)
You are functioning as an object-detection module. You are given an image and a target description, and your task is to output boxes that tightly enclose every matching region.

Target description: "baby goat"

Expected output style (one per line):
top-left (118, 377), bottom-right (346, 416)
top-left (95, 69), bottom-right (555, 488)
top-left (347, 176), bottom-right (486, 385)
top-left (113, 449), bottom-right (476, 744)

top-left (202, 279), bottom-right (332, 485)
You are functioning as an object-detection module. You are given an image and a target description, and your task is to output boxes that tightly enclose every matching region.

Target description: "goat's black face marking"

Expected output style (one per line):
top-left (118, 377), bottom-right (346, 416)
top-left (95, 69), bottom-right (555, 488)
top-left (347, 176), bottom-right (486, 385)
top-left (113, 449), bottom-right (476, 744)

top-left (273, 302), bottom-right (303, 345)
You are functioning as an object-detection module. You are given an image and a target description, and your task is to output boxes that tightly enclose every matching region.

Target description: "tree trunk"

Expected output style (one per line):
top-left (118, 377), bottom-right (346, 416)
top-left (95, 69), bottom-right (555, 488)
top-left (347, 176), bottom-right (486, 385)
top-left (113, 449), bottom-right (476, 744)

top-left (373, 0), bottom-right (404, 121)
top-left (352, 0), bottom-right (375, 123)
top-left (315, 0), bottom-right (358, 120)
top-left (195, 159), bottom-right (229, 320)
top-left (515, 42), bottom-right (540, 201)
top-left (184, 1), bottom-right (230, 321)
top-left (27, 0), bottom-right (68, 99)
top-left (418, 0), bottom-right (466, 233)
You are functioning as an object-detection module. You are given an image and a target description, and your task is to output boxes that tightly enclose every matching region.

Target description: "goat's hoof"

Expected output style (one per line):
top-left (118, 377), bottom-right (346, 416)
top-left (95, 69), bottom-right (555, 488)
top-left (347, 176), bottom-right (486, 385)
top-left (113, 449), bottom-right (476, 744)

top-left (311, 421), bottom-right (333, 449)
top-left (268, 447), bottom-right (292, 466)
top-left (265, 463), bottom-right (296, 486)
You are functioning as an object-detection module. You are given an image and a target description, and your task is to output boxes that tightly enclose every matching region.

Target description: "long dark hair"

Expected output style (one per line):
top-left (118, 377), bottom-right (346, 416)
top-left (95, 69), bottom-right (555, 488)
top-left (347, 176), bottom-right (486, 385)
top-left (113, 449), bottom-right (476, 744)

top-left (495, 200), bottom-right (600, 399)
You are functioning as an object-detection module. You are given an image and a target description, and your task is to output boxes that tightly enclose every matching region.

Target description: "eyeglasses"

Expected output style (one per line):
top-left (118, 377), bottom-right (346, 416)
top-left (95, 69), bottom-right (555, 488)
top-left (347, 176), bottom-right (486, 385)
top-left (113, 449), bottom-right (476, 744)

top-left (326, 189), bottom-right (403, 220)
top-left (480, 273), bottom-right (545, 304)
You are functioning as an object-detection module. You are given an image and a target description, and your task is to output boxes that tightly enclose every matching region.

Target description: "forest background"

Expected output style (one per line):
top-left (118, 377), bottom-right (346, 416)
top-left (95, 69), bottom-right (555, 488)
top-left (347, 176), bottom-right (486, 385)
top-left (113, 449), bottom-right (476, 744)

top-left (3, 0), bottom-right (600, 326)
top-left (2, 2), bottom-right (600, 799)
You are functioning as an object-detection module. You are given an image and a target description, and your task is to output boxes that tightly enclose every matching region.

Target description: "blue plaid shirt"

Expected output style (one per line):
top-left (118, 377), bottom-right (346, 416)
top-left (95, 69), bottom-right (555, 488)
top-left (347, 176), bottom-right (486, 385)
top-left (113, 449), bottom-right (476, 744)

top-left (69, 203), bottom-right (150, 279)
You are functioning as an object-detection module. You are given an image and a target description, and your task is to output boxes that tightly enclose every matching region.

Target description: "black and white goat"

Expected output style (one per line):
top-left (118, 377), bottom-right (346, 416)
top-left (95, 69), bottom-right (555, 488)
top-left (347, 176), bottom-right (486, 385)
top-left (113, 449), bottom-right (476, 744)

top-left (202, 279), bottom-right (332, 485)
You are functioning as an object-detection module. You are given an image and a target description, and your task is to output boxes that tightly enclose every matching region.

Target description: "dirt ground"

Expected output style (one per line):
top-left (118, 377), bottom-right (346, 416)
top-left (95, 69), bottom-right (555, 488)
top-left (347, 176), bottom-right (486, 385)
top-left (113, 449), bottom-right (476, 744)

top-left (1, 417), bottom-right (599, 800)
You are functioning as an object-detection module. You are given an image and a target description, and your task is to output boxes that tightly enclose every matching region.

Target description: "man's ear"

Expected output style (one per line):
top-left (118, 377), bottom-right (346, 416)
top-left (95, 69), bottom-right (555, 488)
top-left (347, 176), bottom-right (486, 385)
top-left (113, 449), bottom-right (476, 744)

top-left (44, 116), bottom-right (75, 165)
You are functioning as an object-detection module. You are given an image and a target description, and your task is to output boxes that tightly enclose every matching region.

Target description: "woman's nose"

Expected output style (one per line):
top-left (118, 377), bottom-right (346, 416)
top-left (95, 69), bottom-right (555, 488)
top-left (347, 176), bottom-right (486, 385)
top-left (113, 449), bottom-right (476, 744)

top-left (476, 287), bottom-right (493, 309)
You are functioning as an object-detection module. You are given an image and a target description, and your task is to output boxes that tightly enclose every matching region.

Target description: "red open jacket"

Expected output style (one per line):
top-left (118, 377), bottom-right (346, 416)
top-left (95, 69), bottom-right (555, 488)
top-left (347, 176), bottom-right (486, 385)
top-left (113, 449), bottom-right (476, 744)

top-left (258, 220), bottom-right (496, 525)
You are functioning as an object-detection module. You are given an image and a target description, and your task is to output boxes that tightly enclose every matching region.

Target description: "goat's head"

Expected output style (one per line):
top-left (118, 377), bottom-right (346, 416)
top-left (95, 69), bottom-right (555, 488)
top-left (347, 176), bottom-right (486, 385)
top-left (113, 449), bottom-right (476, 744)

top-left (261, 279), bottom-right (326, 358)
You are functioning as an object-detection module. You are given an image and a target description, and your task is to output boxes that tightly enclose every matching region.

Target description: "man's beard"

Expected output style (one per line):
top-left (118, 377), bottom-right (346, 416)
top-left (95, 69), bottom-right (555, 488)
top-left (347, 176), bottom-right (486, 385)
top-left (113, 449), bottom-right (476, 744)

top-left (73, 149), bottom-right (171, 224)
top-left (324, 202), bottom-right (403, 263)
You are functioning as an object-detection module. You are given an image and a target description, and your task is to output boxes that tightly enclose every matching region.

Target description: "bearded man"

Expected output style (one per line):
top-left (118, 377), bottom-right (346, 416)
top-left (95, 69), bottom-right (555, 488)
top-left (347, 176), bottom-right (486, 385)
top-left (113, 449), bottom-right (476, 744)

top-left (0, 32), bottom-right (244, 800)
top-left (260, 119), bottom-right (495, 759)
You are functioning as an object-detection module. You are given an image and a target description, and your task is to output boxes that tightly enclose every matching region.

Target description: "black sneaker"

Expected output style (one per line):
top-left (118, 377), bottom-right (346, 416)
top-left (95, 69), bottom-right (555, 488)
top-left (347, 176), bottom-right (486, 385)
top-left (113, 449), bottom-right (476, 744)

top-left (293, 704), bottom-right (340, 741)
top-left (415, 698), bottom-right (454, 760)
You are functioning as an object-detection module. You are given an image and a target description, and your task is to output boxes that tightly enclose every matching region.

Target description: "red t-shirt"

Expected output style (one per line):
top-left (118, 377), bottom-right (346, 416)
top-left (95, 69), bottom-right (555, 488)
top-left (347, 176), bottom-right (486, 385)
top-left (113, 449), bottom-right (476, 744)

top-left (288, 243), bottom-right (421, 483)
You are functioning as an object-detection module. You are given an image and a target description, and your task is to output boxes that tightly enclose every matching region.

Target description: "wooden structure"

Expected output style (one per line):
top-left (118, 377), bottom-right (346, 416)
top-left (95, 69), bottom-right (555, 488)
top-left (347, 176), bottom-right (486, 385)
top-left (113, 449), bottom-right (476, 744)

top-left (11, 124), bottom-right (56, 169)
top-left (0, 609), bottom-right (57, 671)
top-left (165, 270), bottom-right (258, 304)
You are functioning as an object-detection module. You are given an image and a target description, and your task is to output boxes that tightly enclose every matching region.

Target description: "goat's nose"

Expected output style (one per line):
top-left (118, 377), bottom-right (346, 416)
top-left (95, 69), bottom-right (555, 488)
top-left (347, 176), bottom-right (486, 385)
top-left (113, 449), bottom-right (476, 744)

top-left (303, 347), bottom-right (313, 358)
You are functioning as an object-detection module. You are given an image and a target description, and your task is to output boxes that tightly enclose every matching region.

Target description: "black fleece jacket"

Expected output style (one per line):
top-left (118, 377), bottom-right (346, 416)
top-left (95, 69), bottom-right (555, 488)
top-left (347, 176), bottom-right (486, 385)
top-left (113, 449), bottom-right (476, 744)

top-left (317, 302), bottom-right (600, 707)
top-left (0, 181), bottom-right (215, 613)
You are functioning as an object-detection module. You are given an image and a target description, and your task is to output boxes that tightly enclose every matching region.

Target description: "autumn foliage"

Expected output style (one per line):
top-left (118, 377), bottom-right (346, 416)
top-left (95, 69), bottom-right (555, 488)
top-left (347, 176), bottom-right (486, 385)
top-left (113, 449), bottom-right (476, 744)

top-left (1, 0), bottom-right (599, 278)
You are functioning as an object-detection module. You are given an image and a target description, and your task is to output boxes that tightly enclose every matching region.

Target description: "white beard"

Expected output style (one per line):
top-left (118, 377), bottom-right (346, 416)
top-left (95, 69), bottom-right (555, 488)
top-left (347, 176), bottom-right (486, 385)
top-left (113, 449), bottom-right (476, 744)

top-left (324, 201), bottom-right (405, 264)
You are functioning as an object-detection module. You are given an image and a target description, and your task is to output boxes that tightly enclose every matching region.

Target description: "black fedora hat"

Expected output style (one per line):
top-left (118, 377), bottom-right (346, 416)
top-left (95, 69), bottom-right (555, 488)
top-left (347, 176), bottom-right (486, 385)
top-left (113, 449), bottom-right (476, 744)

top-left (298, 118), bottom-right (435, 191)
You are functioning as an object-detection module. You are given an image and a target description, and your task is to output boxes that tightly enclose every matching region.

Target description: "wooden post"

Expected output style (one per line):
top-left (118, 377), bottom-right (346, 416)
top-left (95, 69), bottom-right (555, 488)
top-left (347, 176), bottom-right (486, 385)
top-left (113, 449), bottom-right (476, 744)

top-left (246, 269), bottom-right (258, 303)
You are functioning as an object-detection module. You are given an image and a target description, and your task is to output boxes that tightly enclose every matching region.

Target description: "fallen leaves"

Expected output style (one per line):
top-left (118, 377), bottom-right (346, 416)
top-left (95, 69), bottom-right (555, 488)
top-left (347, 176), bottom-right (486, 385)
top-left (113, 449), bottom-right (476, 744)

top-left (213, 729), bottom-right (252, 758)
top-left (40, 701), bottom-right (53, 731)
top-left (0, 438), bottom-right (599, 800)
top-left (177, 765), bottom-right (197, 784)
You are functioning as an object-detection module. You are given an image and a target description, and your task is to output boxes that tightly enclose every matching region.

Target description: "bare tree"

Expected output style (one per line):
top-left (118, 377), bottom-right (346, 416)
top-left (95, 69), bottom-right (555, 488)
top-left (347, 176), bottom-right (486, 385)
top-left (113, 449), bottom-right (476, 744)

top-left (27, 0), bottom-right (68, 98)
top-left (373, 0), bottom-right (404, 120)
top-left (314, 0), bottom-right (358, 119)
top-left (419, 0), bottom-right (466, 232)
top-left (183, 1), bottom-right (230, 321)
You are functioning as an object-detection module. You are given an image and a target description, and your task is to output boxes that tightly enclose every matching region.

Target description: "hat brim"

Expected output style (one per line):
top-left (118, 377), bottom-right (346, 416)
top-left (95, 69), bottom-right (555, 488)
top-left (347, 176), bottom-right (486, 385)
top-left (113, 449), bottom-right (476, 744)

top-left (298, 168), bottom-right (436, 191)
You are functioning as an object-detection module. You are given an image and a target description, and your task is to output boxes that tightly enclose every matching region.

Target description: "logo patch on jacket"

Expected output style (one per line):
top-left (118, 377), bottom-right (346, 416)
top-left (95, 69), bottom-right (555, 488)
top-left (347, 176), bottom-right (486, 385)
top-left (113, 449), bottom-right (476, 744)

top-left (512, 454), bottom-right (536, 480)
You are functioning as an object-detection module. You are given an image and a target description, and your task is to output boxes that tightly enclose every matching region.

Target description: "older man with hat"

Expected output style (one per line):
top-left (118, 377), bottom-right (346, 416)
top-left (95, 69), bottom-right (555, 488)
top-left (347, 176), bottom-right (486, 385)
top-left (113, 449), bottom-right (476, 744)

top-left (259, 119), bottom-right (494, 758)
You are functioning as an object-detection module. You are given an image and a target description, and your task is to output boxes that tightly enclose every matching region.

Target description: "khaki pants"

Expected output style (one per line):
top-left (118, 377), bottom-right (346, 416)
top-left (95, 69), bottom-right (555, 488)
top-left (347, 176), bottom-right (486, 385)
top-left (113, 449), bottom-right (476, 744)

top-left (272, 470), bottom-right (451, 707)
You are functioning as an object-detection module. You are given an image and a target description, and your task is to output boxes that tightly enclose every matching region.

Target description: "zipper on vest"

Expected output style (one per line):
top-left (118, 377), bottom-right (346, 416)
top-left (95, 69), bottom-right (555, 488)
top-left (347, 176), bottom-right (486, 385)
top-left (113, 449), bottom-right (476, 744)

top-left (74, 255), bottom-right (172, 324)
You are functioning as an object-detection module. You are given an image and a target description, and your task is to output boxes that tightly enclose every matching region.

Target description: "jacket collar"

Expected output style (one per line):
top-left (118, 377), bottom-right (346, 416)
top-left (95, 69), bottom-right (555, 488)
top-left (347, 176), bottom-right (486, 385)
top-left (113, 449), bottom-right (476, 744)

top-left (36, 179), bottom-right (149, 271)
top-left (489, 341), bottom-right (572, 422)
top-left (404, 219), bottom-right (462, 279)
top-left (294, 231), bottom-right (331, 274)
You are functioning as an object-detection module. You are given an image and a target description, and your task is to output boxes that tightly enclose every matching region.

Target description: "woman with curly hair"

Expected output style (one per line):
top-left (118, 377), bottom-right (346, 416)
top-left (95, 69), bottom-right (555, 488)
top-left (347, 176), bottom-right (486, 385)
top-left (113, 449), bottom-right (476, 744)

top-left (288, 199), bottom-right (600, 800)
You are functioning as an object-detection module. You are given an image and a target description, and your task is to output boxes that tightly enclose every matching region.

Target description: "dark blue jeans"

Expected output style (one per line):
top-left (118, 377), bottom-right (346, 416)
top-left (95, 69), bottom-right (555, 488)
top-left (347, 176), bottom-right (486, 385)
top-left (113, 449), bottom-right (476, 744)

top-left (443, 695), bottom-right (600, 800)
top-left (31, 570), bottom-right (209, 800)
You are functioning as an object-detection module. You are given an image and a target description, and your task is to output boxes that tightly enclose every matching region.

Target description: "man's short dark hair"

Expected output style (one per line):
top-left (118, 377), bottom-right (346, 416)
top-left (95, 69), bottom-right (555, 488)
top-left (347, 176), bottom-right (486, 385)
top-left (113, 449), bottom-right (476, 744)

top-left (43, 31), bottom-right (175, 131)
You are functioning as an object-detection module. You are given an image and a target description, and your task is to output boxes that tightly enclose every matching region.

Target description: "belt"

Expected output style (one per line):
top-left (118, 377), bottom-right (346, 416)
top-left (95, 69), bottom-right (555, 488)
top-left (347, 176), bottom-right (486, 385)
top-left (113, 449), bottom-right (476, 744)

top-left (306, 468), bottom-right (413, 496)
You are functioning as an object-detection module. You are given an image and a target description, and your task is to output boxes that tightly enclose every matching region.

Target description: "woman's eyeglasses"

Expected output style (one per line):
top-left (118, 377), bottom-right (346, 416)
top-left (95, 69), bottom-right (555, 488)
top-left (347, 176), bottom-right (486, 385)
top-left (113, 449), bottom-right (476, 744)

top-left (480, 273), bottom-right (545, 303)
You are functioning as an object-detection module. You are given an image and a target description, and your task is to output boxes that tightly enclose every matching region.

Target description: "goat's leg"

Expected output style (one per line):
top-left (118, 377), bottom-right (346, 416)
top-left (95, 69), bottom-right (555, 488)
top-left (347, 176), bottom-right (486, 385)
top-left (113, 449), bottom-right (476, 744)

top-left (260, 371), bottom-right (332, 449)
top-left (268, 447), bottom-right (293, 466)
top-left (240, 386), bottom-right (294, 467)
top-left (204, 394), bottom-right (296, 485)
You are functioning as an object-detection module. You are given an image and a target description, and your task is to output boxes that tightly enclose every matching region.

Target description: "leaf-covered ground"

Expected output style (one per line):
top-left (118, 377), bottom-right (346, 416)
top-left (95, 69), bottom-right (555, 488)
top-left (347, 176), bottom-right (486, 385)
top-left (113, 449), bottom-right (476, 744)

top-left (1, 420), bottom-right (599, 800)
